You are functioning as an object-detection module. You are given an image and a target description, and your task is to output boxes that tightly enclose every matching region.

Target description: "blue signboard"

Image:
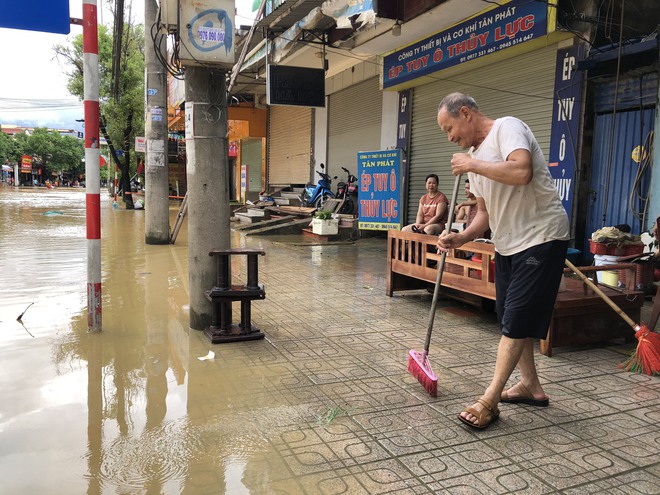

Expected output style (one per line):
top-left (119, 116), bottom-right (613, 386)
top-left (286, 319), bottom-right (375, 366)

top-left (0, 0), bottom-right (70, 35)
top-left (396, 90), bottom-right (411, 220)
top-left (358, 149), bottom-right (401, 230)
top-left (548, 45), bottom-right (583, 221)
top-left (383, 0), bottom-right (547, 88)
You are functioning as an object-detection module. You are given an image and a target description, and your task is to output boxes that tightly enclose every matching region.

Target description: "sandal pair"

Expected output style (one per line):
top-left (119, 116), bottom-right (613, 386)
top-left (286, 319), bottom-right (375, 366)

top-left (458, 398), bottom-right (500, 430)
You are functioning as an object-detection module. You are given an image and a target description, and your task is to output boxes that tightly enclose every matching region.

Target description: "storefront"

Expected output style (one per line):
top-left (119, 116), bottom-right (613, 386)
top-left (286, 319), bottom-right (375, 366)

top-left (381, 0), bottom-right (570, 226)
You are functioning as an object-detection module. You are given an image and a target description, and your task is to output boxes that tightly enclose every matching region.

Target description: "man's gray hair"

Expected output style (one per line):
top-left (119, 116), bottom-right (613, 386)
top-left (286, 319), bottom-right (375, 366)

top-left (438, 93), bottom-right (479, 117)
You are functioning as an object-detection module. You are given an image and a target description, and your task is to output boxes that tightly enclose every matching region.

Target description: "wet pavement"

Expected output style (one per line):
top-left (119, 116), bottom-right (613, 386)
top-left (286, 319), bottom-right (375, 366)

top-left (0, 187), bottom-right (659, 494)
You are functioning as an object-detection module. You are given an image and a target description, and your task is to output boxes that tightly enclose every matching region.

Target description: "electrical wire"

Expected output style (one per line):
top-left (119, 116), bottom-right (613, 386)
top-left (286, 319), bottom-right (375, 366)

top-left (628, 129), bottom-right (654, 226)
top-left (600, 0), bottom-right (625, 228)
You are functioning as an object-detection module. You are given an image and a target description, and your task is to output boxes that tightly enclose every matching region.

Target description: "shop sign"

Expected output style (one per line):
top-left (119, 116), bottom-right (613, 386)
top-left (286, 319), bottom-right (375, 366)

top-left (20, 155), bottom-right (32, 173)
top-left (358, 149), bottom-right (401, 230)
top-left (383, 0), bottom-right (547, 89)
top-left (548, 44), bottom-right (583, 222)
top-left (240, 164), bottom-right (248, 203)
top-left (135, 136), bottom-right (146, 153)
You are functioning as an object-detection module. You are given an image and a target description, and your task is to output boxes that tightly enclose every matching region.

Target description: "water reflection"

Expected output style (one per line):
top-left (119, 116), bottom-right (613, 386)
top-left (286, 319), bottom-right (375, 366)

top-left (0, 187), bottom-right (381, 494)
top-left (0, 188), bottom-right (256, 493)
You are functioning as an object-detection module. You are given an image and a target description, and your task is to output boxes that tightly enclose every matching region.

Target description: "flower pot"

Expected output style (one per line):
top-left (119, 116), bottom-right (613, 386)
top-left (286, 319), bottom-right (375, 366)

top-left (312, 218), bottom-right (338, 235)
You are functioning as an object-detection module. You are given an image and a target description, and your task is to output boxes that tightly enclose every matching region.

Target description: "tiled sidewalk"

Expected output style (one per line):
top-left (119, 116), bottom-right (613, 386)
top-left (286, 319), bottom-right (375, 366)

top-left (204, 233), bottom-right (660, 494)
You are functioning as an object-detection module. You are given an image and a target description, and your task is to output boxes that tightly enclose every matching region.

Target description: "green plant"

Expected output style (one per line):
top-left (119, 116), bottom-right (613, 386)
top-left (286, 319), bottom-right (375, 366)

top-left (315, 404), bottom-right (355, 425)
top-left (314, 211), bottom-right (333, 220)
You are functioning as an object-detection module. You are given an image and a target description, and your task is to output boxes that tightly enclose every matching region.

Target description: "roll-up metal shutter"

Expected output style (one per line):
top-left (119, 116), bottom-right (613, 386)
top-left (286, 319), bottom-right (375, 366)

top-left (267, 105), bottom-right (312, 186)
top-left (407, 46), bottom-right (557, 224)
top-left (328, 77), bottom-right (382, 176)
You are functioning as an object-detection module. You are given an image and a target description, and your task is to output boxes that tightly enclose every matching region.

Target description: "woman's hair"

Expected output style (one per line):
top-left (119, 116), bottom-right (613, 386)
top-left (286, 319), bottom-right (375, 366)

top-left (425, 173), bottom-right (439, 184)
top-left (438, 92), bottom-right (479, 117)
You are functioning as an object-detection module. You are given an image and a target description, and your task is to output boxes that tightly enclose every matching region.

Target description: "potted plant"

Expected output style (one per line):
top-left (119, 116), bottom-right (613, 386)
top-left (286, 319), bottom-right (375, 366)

top-left (312, 211), bottom-right (338, 235)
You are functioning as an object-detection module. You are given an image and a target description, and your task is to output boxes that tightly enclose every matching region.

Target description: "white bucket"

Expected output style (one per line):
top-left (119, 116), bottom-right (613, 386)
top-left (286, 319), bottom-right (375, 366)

top-left (593, 254), bottom-right (619, 286)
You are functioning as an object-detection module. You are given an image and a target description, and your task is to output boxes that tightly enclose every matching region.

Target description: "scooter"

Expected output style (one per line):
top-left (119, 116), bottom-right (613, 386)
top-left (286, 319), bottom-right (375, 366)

top-left (335, 166), bottom-right (358, 216)
top-left (300, 163), bottom-right (335, 210)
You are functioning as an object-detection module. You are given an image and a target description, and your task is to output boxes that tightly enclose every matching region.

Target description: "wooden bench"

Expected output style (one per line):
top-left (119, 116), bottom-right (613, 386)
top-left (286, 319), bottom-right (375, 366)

top-left (386, 230), bottom-right (644, 356)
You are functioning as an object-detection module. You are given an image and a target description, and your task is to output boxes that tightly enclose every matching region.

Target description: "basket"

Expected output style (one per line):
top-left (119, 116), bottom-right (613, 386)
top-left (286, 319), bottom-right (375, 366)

top-left (618, 258), bottom-right (655, 294)
top-left (589, 240), bottom-right (644, 256)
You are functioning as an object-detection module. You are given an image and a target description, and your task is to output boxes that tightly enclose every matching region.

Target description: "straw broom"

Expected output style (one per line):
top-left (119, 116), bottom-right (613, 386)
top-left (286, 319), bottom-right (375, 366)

top-left (565, 259), bottom-right (660, 375)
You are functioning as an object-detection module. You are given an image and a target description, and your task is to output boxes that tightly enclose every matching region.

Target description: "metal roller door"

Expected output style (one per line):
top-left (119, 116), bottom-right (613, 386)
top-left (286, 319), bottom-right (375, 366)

top-left (328, 77), bottom-right (382, 176)
top-left (267, 105), bottom-right (313, 186)
top-left (407, 46), bottom-right (557, 224)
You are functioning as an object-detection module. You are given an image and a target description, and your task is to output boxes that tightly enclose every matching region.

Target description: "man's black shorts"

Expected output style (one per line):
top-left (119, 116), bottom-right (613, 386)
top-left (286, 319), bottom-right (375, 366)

top-left (495, 240), bottom-right (569, 340)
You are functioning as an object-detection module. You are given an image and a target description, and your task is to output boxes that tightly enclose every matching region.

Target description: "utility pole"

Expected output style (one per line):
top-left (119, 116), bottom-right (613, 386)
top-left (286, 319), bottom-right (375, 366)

top-left (185, 67), bottom-right (231, 330)
top-left (144, 0), bottom-right (170, 244)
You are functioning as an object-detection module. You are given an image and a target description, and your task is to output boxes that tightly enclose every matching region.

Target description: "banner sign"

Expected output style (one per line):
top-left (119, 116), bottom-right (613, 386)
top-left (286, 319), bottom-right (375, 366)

top-left (548, 44), bottom-right (583, 221)
top-left (135, 136), bottom-right (146, 153)
top-left (396, 89), bottom-right (411, 220)
top-left (20, 155), bottom-right (32, 173)
top-left (383, 0), bottom-right (547, 88)
top-left (240, 164), bottom-right (248, 203)
top-left (358, 149), bottom-right (401, 230)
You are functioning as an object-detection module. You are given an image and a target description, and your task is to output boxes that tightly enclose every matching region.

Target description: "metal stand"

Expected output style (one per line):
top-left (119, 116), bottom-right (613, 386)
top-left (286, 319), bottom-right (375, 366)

top-left (204, 249), bottom-right (266, 343)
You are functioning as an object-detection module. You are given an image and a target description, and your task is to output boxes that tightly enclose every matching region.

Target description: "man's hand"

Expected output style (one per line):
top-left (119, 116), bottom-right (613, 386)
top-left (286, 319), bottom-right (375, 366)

top-left (451, 153), bottom-right (473, 175)
top-left (437, 231), bottom-right (467, 252)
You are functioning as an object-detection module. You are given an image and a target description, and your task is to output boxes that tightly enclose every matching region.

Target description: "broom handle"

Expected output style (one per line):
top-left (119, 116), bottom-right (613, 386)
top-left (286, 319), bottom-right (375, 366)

top-left (425, 174), bottom-right (463, 353)
top-left (564, 258), bottom-right (637, 329)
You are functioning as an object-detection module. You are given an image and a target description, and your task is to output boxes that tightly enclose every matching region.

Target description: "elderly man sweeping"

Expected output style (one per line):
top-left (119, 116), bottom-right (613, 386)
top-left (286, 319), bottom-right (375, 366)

top-left (436, 92), bottom-right (569, 429)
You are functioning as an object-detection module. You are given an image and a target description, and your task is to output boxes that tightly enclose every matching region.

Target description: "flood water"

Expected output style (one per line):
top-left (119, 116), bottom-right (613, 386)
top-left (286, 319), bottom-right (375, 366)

top-left (0, 187), bottom-right (335, 494)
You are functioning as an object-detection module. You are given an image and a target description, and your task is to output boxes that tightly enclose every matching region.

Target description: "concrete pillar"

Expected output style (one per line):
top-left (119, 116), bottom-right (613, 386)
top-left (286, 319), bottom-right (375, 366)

top-left (185, 67), bottom-right (231, 330)
top-left (144, 0), bottom-right (170, 244)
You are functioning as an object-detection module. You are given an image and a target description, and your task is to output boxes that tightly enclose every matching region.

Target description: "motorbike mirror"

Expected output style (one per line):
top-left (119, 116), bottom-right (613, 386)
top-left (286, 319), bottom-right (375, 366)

top-left (319, 163), bottom-right (325, 170)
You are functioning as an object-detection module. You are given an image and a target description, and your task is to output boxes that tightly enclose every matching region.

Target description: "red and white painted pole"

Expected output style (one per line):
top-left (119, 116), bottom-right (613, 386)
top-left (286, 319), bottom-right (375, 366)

top-left (83, 0), bottom-right (102, 331)
top-left (113, 164), bottom-right (118, 205)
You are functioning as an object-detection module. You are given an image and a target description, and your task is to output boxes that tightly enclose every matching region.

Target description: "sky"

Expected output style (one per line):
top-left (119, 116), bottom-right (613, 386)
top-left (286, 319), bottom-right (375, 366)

top-left (0, 0), bottom-right (256, 131)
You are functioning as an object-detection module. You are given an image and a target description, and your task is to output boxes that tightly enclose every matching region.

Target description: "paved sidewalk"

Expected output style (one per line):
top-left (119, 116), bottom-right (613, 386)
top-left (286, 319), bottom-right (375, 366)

top-left (1, 189), bottom-right (658, 494)
top-left (211, 232), bottom-right (660, 494)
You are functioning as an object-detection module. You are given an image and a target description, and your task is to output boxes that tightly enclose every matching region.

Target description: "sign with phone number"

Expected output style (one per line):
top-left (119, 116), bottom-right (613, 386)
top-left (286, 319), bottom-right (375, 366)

top-left (383, 0), bottom-right (547, 88)
top-left (358, 149), bottom-right (401, 230)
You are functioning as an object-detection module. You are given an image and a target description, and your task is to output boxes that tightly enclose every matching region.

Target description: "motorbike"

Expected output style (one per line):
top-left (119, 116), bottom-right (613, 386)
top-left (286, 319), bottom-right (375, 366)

top-left (299, 163), bottom-right (335, 210)
top-left (335, 166), bottom-right (358, 216)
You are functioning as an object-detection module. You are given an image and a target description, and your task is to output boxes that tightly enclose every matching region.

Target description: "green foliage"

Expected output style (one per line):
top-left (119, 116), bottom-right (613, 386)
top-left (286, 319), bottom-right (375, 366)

top-left (315, 211), bottom-right (333, 220)
top-left (0, 131), bottom-right (19, 163)
top-left (54, 20), bottom-right (145, 176)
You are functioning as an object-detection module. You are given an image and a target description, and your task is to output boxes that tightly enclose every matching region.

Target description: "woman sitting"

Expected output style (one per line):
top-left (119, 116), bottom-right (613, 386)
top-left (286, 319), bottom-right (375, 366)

top-left (402, 173), bottom-right (448, 235)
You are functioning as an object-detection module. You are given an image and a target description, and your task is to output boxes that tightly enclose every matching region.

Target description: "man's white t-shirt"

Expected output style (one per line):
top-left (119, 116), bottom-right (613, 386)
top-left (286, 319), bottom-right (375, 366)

top-left (468, 117), bottom-right (569, 256)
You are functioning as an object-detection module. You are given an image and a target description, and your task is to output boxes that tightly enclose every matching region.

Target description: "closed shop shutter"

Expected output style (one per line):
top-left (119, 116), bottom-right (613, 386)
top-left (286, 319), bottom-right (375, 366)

top-left (407, 46), bottom-right (557, 224)
top-left (328, 77), bottom-right (382, 175)
top-left (267, 105), bottom-right (313, 186)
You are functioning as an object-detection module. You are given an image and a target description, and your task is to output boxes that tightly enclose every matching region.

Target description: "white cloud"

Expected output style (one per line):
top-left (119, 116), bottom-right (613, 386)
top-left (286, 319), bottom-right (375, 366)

top-left (0, 0), bottom-right (256, 129)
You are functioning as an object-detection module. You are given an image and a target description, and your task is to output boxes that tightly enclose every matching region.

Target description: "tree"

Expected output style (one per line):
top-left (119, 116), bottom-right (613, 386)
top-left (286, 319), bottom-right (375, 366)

top-left (25, 128), bottom-right (57, 171)
top-left (53, 135), bottom-right (86, 178)
top-left (55, 20), bottom-right (145, 207)
top-left (0, 131), bottom-right (24, 164)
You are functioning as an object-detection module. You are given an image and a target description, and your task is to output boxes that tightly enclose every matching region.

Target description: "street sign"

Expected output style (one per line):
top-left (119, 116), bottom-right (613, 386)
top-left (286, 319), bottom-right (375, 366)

top-left (0, 0), bottom-right (70, 35)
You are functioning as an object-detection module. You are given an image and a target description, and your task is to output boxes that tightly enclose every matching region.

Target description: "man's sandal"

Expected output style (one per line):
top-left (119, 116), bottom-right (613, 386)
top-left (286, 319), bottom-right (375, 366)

top-left (458, 398), bottom-right (500, 429)
top-left (501, 382), bottom-right (549, 407)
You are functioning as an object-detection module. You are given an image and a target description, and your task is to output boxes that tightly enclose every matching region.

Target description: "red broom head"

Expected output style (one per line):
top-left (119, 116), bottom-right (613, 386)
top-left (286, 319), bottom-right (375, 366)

top-left (619, 324), bottom-right (660, 376)
top-left (407, 349), bottom-right (438, 397)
